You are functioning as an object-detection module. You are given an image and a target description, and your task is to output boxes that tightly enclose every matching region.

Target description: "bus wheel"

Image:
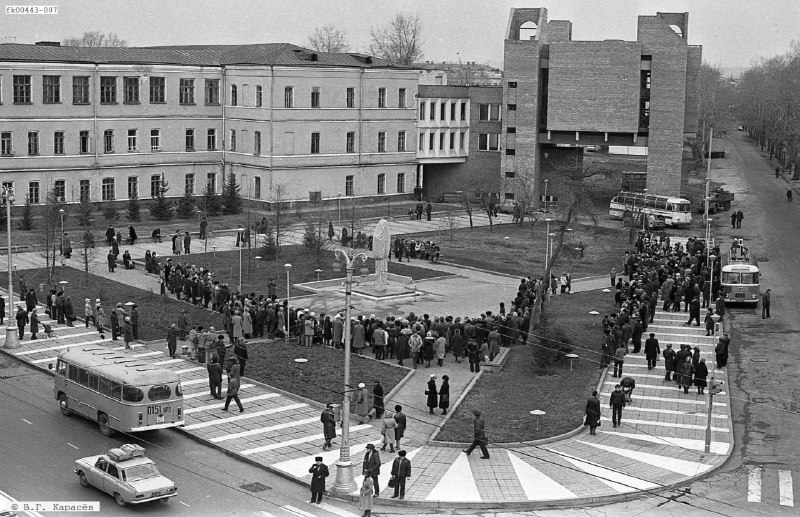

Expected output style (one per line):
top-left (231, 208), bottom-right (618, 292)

top-left (114, 492), bottom-right (127, 507)
top-left (58, 394), bottom-right (71, 416)
top-left (98, 413), bottom-right (114, 437)
top-left (78, 471), bottom-right (89, 488)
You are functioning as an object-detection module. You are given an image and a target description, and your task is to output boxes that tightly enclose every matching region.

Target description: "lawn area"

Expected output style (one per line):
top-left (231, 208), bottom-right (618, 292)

top-left (16, 267), bottom-right (223, 341)
top-left (246, 342), bottom-right (410, 407)
top-left (435, 289), bottom-right (615, 443)
top-left (149, 245), bottom-right (450, 298)
top-left (404, 221), bottom-right (626, 279)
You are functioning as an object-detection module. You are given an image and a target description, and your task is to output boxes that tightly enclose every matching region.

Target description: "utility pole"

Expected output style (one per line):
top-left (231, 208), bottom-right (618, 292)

top-left (705, 376), bottom-right (724, 453)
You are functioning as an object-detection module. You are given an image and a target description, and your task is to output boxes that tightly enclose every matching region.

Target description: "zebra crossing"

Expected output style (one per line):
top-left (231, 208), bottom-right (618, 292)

top-left (747, 466), bottom-right (796, 507)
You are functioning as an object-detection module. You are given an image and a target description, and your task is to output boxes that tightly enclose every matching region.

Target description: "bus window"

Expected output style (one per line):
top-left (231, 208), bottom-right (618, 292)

top-left (655, 199), bottom-right (667, 209)
top-left (677, 203), bottom-right (691, 212)
top-left (123, 386), bottom-right (145, 403)
top-left (175, 382), bottom-right (183, 397)
top-left (77, 368), bottom-right (89, 387)
top-left (148, 385), bottom-right (172, 401)
top-left (110, 382), bottom-right (122, 400)
top-left (87, 373), bottom-right (99, 391)
top-left (98, 377), bottom-right (112, 397)
top-left (56, 359), bottom-right (67, 376)
top-left (68, 365), bottom-right (80, 382)
top-left (740, 273), bottom-right (757, 284)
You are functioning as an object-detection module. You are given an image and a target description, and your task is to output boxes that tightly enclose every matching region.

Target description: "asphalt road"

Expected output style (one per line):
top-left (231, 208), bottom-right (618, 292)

top-left (0, 354), bottom-right (366, 517)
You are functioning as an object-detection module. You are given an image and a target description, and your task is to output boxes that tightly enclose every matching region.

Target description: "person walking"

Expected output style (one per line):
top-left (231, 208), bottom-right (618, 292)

top-left (609, 383), bottom-right (626, 428)
top-left (613, 343), bottom-right (626, 378)
top-left (761, 289), bottom-right (771, 319)
top-left (584, 390), bottom-right (601, 435)
top-left (694, 358), bottom-right (709, 395)
top-left (381, 410), bottom-right (397, 453)
top-left (678, 356), bottom-right (695, 394)
top-left (95, 301), bottom-right (106, 334)
top-left (123, 317), bottom-right (134, 349)
top-left (393, 405), bottom-right (406, 450)
top-left (434, 333), bottom-right (447, 367)
top-left (425, 201), bottom-right (432, 221)
top-left (787, 189), bottom-right (793, 202)
top-left (29, 308), bottom-right (39, 340)
top-left (128, 225), bottom-right (137, 245)
top-left (358, 477), bottom-right (374, 517)
top-left (463, 410), bottom-right (490, 459)
top-left (166, 323), bottom-right (178, 357)
top-left (353, 383), bottom-right (370, 423)
top-left (715, 334), bottom-right (730, 368)
top-left (372, 380), bottom-right (384, 419)
top-left (107, 249), bottom-right (116, 272)
top-left (425, 374), bottom-right (438, 414)
top-left (206, 355), bottom-right (222, 399)
top-left (361, 444), bottom-right (381, 496)
top-left (0, 295), bottom-right (5, 325)
top-left (685, 297), bottom-right (701, 326)
top-left (438, 375), bottom-right (450, 415)
top-left (130, 304), bottom-right (139, 340)
top-left (730, 211), bottom-right (737, 229)
top-left (183, 231), bottom-right (191, 254)
top-left (83, 299), bottom-right (94, 328)
top-left (199, 216), bottom-right (208, 240)
top-left (222, 357), bottom-right (244, 412)
top-left (390, 450), bottom-right (412, 500)
top-left (321, 404), bottom-right (337, 450)
top-left (644, 333), bottom-right (660, 370)
top-left (663, 343), bottom-right (676, 381)
top-left (233, 340), bottom-right (248, 377)
top-left (64, 296), bottom-right (75, 327)
top-left (736, 210), bottom-right (743, 229)
top-left (15, 307), bottom-right (28, 340)
top-left (308, 456), bottom-right (329, 505)
top-left (704, 308), bottom-right (716, 336)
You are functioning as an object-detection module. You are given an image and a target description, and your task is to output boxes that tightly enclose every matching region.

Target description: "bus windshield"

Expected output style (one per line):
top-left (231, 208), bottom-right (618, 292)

top-left (739, 273), bottom-right (758, 284)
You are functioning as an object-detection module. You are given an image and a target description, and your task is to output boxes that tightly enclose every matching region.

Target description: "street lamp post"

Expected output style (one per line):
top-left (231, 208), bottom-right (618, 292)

top-left (544, 218), bottom-right (553, 269)
top-left (59, 208), bottom-right (66, 266)
top-left (1, 186), bottom-right (18, 348)
top-left (543, 178), bottom-right (549, 211)
top-left (235, 227), bottom-right (245, 293)
top-left (284, 263), bottom-right (292, 342)
top-left (330, 248), bottom-right (368, 494)
top-left (337, 193), bottom-right (342, 228)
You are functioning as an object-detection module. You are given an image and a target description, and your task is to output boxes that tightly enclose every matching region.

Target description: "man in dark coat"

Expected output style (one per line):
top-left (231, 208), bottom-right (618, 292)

top-left (107, 249), bottom-right (116, 272)
top-left (462, 409), bottom-right (490, 459)
top-left (644, 333), bottom-right (660, 370)
top-left (393, 405), bottom-right (407, 450)
top-left (685, 297), bottom-right (701, 326)
top-left (199, 217), bottom-right (208, 240)
top-left (15, 307), bottom-right (28, 340)
top-left (183, 231), bottom-right (191, 254)
top-left (663, 344), bottom-right (676, 380)
top-left (761, 289), bottom-right (771, 319)
top-left (130, 304), bottom-right (139, 340)
top-left (25, 289), bottom-right (37, 313)
top-left (206, 355), bottom-right (222, 399)
top-left (390, 450), bottom-right (412, 499)
top-left (584, 390), bottom-right (601, 435)
top-left (362, 444), bottom-right (381, 496)
top-left (609, 384), bottom-right (626, 427)
top-left (234, 340), bottom-right (248, 377)
top-left (425, 374), bottom-right (438, 414)
top-left (166, 324), bottom-right (178, 357)
top-left (320, 404), bottom-right (336, 450)
top-left (64, 296), bottom-right (75, 327)
top-left (715, 334), bottom-right (730, 368)
top-left (425, 201), bottom-right (432, 221)
top-left (308, 457), bottom-right (329, 504)
top-left (373, 380), bottom-right (384, 419)
top-left (0, 295), bottom-right (5, 325)
top-left (29, 308), bottom-right (40, 340)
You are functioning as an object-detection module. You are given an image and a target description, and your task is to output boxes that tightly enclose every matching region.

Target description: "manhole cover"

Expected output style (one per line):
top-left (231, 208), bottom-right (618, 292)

top-left (751, 358), bottom-right (768, 362)
top-left (241, 482), bottom-right (272, 492)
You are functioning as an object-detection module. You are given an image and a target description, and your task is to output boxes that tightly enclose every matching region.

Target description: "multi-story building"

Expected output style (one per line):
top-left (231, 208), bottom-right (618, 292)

top-left (0, 43), bottom-right (418, 205)
top-left (416, 62), bottom-right (503, 86)
top-left (501, 8), bottom-right (701, 204)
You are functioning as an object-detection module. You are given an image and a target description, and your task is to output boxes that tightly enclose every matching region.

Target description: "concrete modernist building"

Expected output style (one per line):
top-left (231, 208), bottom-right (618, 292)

top-left (501, 8), bottom-right (701, 204)
top-left (0, 43), bottom-right (417, 205)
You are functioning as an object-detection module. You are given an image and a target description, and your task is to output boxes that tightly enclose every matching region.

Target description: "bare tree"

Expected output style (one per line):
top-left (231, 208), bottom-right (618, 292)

top-left (270, 184), bottom-right (290, 252)
top-left (63, 31), bottom-right (127, 47)
top-left (74, 238), bottom-right (100, 286)
top-left (442, 211), bottom-right (459, 239)
top-left (307, 25), bottom-right (350, 53)
top-left (368, 12), bottom-right (424, 65)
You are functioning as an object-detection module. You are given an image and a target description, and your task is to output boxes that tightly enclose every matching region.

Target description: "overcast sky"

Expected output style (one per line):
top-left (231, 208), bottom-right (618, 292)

top-left (2, 0), bottom-right (797, 70)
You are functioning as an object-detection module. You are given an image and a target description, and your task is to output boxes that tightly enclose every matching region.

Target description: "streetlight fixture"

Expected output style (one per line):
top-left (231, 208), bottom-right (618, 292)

top-left (314, 268), bottom-right (323, 282)
top-left (548, 232), bottom-right (557, 272)
top-left (544, 218), bottom-right (553, 269)
top-left (1, 185), bottom-right (17, 348)
top-left (543, 178), bottom-right (549, 211)
top-left (284, 263), bottom-right (292, 342)
top-left (59, 208), bottom-right (66, 266)
top-left (329, 248), bottom-right (368, 495)
top-left (254, 255), bottom-right (262, 269)
top-left (234, 227), bottom-right (245, 293)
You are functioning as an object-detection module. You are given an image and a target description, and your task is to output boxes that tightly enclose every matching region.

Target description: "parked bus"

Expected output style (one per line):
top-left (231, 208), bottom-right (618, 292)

top-left (721, 240), bottom-right (760, 305)
top-left (53, 346), bottom-right (184, 436)
top-left (609, 191), bottom-right (692, 227)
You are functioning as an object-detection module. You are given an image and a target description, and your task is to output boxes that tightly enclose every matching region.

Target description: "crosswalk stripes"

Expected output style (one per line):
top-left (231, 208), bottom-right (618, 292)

top-left (747, 466), bottom-right (795, 506)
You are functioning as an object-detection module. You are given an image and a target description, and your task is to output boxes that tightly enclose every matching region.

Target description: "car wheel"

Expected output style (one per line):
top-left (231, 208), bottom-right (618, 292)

top-left (98, 413), bottom-right (114, 437)
top-left (114, 492), bottom-right (127, 507)
top-left (58, 394), bottom-right (71, 417)
top-left (78, 472), bottom-right (89, 488)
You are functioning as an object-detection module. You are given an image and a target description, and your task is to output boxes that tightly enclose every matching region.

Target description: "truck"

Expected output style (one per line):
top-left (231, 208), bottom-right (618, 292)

top-left (701, 187), bottom-right (734, 213)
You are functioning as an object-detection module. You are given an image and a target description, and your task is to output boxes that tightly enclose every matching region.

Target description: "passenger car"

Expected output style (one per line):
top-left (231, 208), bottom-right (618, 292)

top-left (74, 444), bottom-right (177, 506)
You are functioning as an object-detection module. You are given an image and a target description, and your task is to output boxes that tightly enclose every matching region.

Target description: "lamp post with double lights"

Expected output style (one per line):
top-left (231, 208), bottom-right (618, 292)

top-left (329, 248), bottom-right (368, 494)
top-left (59, 208), bottom-right (66, 266)
top-left (1, 186), bottom-right (18, 348)
top-left (284, 263), bottom-right (292, 342)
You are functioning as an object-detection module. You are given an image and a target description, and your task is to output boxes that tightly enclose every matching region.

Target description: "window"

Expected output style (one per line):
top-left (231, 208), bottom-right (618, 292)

top-left (150, 175), bottom-right (161, 198)
top-left (150, 129), bottom-right (160, 151)
top-left (122, 386), bottom-right (144, 403)
top-left (398, 88), bottom-right (406, 108)
top-left (508, 81), bottom-right (518, 88)
top-left (53, 131), bottom-right (64, 155)
top-left (42, 75), bottom-right (60, 104)
top-left (185, 173), bottom-right (195, 195)
top-left (508, 104), bottom-right (517, 111)
top-left (507, 127), bottom-right (516, 134)
top-left (100, 76), bottom-right (117, 104)
top-left (123, 77), bottom-right (139, 103)
top-left (1, 132), bottom-right (11, 156)
top-left (451, 103), bottom-right (456, 121)
top-left (230, 84), bottom-right (237, 106)
top-left (429, 133), bottom-right (434, 151)
top-left (148, 385), bottom-right (172, 401)
top-left (460, 131), bottom-right (465, 149)
top-left (54, 179), bottom-right (65, 201)
top-left (27, 132), bottom-right (39, 155)
top-left (127, 176), bottom-right (138, 199)
top-left (311, 87), bottom-right (320, 108)
top-left (103, 130), bottom-right (114, 153)
top-left (150, 77), bottom-right (165, 103)
top-left (419, 103), bottom-right (426, 120)
top-left (377, 173), bottom-right (385, 194)
top-left (440, 103), bottom-right (446, 121)
top-left (506, 148), bottom-right (516, 155)
top-left (207, 173), bottom-right (217, 192)
top-left (419, 133), bottom-right (424, 151)
top-left (28, 181), bottom-right (40, 204)
top-left (255, 85), bottom-right (262, 107)
top-left (79, 179), bottom-right (90, 202)
top-left (346, 132), bottom-right (355, 153)
top-left (185, 129), bottom-right (195, 151)
top-left (397, 173), bottom-right (405, 193)
top-left (478, 133), bottom-right (499, 151)
top-left (101, 178), bottom-right (115, 201)
top-left (79, 130), bottom-right (90, 153)
top-left (179, 78), bottom-right (195, 104)
top-left (127, 129), bottom-right (138, 152)
top-left (204, 79), bottom-right (219, 105)
top-left (439, 132), bottom-right (445, 151)
top-left (449, 131), bottom-right (455, 150)
top-left (346, 87), bottom-right (355, 108)
top-left (479, 104), bottom-right (501, 121)
top-left (207, 129), bottom-right (217, 150)
top-left (310, 132), bottom-right (320, 154)
top-left (73, 76), bottom-right (90, 104)
top-left (461, 103), bottom-right (467, 121)
top-left (378, 87), bottom-right (386, 108)
top-left (397, 131), bottom-right (406, 152)
top-left (378, 131), bottom-right (386, 152)
top-left (13, 75), bottom-right (31, 103)
top-left (254, 131), bottom-right (261, 155)
top-left (284, 86), bottom-right (293, 108)
top-left (345, 175), bottom-right (354, 196)
top-left (229, 129), bottom-right (236, 151)
top-left (429, 102), bottom-right (435, 120)
top-left (254, 176), bottom-right (261, 199)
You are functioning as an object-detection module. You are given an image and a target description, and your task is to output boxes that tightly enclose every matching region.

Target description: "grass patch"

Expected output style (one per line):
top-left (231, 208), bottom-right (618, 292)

top-left (246, 343), bottom-right (410, 407)
top-left (436, 289), bottom-right (615, 443)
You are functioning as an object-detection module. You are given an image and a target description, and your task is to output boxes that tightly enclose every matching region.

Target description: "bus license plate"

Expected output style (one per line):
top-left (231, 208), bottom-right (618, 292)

top-left (147, 405), bottom-right (162, 415)
top-left (157, 415), bottom-right (165, 424)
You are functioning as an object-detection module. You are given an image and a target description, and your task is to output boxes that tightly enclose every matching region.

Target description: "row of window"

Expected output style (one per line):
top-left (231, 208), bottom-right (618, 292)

top-left (418, 130), bottom-right (468, 152)
top-left (58, 360), bottom-right (175, 402)
top-left (419, 100), bottom-right (469, 122)
top-left (344, 173), bottom-right (406, 196)
top-left (4, 75), bottom-right (410, 109)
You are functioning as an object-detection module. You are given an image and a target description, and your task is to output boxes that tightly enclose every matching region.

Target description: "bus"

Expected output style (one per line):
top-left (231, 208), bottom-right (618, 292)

top-left (609, 191), bottom-right (692, 227)
top-left (721, 240), bottom-right (760, 305)
top-left (53, 346), bottom-right (184, 437)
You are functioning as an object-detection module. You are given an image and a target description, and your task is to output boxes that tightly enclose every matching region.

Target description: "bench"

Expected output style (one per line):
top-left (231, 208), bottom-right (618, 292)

top-left (484, 347), bottom-right (509, 374)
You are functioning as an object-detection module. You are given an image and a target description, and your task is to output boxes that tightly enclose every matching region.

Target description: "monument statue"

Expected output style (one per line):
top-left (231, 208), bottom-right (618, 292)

top-left (373, 219), bottom-right (391, 291)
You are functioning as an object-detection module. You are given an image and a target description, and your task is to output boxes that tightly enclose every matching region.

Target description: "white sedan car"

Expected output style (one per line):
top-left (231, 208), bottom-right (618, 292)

top-left (74, 446), bottom-right (177, 506)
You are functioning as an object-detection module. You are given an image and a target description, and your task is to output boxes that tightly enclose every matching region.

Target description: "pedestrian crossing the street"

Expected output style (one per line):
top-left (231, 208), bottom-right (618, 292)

top-left (747, 466), bottom-right (795, 507)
